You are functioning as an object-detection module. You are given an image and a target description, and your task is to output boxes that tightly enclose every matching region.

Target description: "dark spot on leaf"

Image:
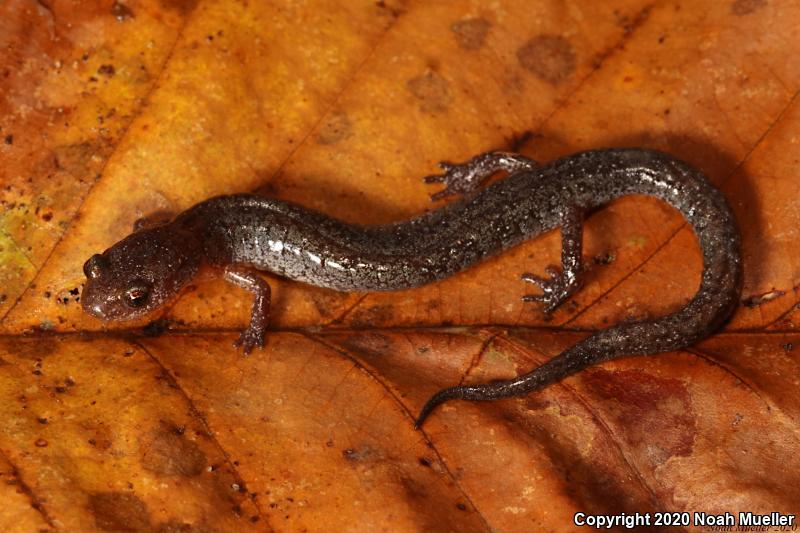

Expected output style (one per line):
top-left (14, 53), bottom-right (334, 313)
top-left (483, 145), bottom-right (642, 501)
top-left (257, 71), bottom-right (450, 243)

top-left (111, 1), bottom-right (134, 21)
top-left (98, 64), bottom-right (116, 77)
top-left (342, 449), bottom-right (358, 461)
top-left (418, 457), bottom-right (432, 467)
top-left (85, 422), bottom-right (115, 450)
top-left (141, 422), bottom-right (207, 476)
top-left (614, 6), bottom-right (653, 34)
top-left (341, 332), bottom-right (393, 358)
top-left (457, 502), bottom-right (467, 511)
top-left (88, 492), bottom-right (151, 531)
top-left (143, 318), bottom-right (171, 337)
top-left (4, 134), bottom-right (13, 145)
top-left (0, 337), bottom-right (58, 359)
top-left (507, 130), bottom-right (534, 152)
top-left (406, 71), bottom-right (453, 113)
top-left (53, 141), bottom-right (95, 175)
top-left (160, 0), bottom-right (198, 15)
top-left (583, 369), bottom-right (696, 461)
top-left (349, 305), bottom-right (394, 328)
top-left (342, 445), bottom-right (375, 462)
top-left (309, 289), bottom-right (349, 318)
top-left (450, 18), bottom-right (491, 50)
top-left (374, 0), bottom-right (404, 18)
top-left (731, 0), bottom-right (766, 15)
top-left (516, 34), bottom-right (576, 85)
top-left (594, 251), bottom-right (616, 265)
top-left (316, 111), bottom-right (353, 145)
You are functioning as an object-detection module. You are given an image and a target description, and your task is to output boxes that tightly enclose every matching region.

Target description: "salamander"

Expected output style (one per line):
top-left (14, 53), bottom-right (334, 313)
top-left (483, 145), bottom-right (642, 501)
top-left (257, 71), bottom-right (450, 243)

top-left (81, 148), bottom-right (742, 427)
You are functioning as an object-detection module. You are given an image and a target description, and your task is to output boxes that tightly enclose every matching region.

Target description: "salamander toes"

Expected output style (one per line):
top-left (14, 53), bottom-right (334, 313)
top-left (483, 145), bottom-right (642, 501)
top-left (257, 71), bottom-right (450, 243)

top-left (423, 173), bottom-right (447, 184)
top-left (521, 266), bottom-right (576, 313)
top-left (521, 266), bottom-right (562, 290)
top-left (424, 160), bottom-right (484, 201)
top-left (234, 327), bottom-right (265, 355)
top-left (521, 272), bottom-right (549, 287)
top-left (522, 290), bottom-right (563, 313)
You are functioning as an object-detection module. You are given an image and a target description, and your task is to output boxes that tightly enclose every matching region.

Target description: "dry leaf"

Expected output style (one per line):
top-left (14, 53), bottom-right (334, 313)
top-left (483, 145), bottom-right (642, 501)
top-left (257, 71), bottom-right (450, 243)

top-left (1, 0), bottom-right (798, 531)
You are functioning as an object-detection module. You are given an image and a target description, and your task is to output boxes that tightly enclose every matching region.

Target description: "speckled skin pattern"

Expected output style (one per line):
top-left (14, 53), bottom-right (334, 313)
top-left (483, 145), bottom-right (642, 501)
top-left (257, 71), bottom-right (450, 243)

top-left (81, 148), bottom-right (742, 428)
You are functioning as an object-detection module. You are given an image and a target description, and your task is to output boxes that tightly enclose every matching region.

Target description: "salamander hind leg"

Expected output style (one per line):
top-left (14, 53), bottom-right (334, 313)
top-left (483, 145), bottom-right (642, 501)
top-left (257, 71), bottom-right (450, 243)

top-left (522, 205), bottom-right (584, 313)
top-left (424, 151), bottom-right (538, 201)
top-left (223, 266), bottom-right (272, 354)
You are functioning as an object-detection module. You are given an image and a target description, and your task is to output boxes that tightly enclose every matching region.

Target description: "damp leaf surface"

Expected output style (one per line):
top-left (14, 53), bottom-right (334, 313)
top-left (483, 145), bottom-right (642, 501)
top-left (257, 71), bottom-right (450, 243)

top-left (1, 0), bottom-right (798, 531)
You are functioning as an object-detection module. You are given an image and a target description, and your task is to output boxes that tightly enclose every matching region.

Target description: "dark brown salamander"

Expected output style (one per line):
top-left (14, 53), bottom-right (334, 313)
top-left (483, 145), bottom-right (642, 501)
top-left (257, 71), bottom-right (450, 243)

top-left (81, 148), bottom-right (742, 428)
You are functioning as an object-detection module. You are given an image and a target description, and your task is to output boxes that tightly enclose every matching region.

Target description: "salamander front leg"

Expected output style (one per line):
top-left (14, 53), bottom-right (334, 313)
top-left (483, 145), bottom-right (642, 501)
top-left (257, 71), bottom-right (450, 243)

top-left (522, 206), bottom-right (584, 313)
top-left (223, 266), bottom-right (272, 354)
top-left (424, 151), bottom-right (538, 200)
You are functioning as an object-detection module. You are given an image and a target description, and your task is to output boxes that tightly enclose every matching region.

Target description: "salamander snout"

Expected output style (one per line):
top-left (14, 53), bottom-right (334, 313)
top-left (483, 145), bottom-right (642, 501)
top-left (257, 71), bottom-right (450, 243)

top-left (80, 244), bottom-right (162, 321)
top-left (80, 226), bottom-right (203, 323)
top-left (81, 252), bottom-right (155, 321)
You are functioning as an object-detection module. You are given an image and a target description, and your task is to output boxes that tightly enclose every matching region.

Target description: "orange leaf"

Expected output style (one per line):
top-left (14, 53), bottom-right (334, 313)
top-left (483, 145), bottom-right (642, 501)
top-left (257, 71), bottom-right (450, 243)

top-left (1, 0), bottom-right (798, 530)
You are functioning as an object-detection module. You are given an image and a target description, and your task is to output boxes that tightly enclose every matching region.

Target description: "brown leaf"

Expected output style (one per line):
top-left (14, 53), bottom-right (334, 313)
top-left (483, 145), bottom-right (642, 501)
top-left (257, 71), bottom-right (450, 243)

top-left (1, 0), bottom-right (798, 530)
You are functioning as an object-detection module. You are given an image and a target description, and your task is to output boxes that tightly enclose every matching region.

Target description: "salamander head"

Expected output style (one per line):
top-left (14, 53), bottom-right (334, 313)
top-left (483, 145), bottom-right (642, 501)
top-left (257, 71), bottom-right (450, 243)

top-left (81, 227), bottom-right (202, 322)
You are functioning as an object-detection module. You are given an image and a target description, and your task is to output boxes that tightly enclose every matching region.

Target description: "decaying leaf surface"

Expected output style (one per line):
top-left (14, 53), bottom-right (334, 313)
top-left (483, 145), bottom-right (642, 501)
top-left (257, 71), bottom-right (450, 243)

top-left (1, 0), bottom-right (798, 531)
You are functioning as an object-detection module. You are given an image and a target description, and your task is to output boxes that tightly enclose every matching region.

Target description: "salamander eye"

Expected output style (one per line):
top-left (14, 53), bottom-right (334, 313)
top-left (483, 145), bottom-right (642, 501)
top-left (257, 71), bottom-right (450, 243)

top-left (83, 254), bottom-right (107, 279)
top-left (124, 282), bottom-right (152, 308)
